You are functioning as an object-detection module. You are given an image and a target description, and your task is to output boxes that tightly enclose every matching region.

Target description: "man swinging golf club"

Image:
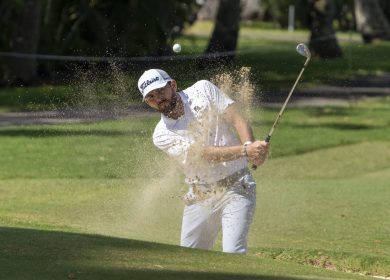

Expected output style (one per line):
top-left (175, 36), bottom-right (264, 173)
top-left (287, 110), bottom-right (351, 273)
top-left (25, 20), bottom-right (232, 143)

top-left (138, 69), bottom-right (269, 254)
top-left (138, 43), bottom-right (310, 254)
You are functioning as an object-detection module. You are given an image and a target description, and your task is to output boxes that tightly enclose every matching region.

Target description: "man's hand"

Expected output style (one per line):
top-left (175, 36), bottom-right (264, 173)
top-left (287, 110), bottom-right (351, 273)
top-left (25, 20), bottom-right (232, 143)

top-left (246, 140), bottom-right (269, 166)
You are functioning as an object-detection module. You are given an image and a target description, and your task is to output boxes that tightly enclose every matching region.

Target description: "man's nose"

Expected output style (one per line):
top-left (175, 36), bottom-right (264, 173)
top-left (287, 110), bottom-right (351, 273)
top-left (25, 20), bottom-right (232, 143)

top-left (154, 94), bottom-right (164, 103)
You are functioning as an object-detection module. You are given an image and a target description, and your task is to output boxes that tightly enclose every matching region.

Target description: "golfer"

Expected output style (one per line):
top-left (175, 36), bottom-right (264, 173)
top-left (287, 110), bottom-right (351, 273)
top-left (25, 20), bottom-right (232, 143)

top-left (138, 69), bottom-right (269, 254)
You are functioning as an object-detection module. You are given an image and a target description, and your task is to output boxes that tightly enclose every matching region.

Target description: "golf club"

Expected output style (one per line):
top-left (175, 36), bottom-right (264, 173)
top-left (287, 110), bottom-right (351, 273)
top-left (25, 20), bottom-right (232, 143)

top-left (252, 43), bottom-right (311, 170)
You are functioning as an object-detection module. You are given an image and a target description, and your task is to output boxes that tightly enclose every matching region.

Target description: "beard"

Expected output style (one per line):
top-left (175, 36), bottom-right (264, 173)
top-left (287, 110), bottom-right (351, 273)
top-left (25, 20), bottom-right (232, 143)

top-left (158, 94), bottom-right (178, 115)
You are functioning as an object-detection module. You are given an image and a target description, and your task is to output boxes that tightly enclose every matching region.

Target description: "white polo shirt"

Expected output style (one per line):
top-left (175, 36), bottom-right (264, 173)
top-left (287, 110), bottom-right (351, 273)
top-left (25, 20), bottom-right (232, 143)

top-left (153, 80), bottom-right (247, 185)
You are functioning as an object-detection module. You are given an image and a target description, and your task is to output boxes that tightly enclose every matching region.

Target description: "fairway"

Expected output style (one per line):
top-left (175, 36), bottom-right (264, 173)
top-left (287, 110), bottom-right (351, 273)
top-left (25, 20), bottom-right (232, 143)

top-left (0, 98), bottom-right (389, 279)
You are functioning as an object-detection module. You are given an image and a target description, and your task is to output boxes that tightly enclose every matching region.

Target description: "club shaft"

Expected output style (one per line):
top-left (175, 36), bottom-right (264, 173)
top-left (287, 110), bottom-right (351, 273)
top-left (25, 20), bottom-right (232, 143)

top-left (252, 56), bottom-right (310, 170)
top-left (265, 57), bottom-right (310, 142)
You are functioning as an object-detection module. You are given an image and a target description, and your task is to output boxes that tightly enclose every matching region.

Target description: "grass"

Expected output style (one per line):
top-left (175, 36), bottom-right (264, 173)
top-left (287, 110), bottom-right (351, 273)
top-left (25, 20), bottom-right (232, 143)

top-left (0, 85), bottom-right (71, 112)
top-left (0, 228), bottom-right (371, 280)
top-left (0, 23), bottom-right (389, 279)
top-left (0, 97), bottom-right (389, 279)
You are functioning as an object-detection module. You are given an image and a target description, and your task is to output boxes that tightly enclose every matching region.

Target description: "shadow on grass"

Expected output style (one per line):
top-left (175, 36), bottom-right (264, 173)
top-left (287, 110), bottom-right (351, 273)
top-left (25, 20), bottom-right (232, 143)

top-left (0, 128), bottom-right (151, 137)
top-left (0, 227), bottom-right (303, 280)
top-left (60, 268), bottom-right (302, 280)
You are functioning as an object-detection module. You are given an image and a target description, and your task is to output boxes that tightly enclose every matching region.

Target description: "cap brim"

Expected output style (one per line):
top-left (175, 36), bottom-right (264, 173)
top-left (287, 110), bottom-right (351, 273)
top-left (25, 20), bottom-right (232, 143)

top-left (142, 81), bottom-right (170, 101)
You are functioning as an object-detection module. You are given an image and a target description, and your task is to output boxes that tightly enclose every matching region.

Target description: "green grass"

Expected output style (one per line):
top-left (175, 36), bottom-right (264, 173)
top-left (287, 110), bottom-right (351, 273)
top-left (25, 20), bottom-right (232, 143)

top-left (0, 98), bottom-right (389, 279)
top-left (0, 85), bottom-right (71, 112)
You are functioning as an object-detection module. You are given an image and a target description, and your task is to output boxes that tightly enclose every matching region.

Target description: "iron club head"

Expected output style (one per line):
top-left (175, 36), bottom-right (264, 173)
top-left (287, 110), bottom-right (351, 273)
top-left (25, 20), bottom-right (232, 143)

top-left (296, 43), bottom-right (311, 59)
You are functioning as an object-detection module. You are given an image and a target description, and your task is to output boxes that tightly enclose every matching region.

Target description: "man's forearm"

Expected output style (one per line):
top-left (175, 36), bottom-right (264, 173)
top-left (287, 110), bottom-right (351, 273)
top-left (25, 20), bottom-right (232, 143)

top-left (201, 145), bottom-right (245, 163)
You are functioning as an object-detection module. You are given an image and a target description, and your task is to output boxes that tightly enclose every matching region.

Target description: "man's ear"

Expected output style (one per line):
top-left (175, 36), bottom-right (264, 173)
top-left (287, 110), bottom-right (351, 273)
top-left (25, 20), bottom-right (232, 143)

top-left (144, 98), bottom-right (151, 106)
top-left (170, 80), bottom-right (177, 91)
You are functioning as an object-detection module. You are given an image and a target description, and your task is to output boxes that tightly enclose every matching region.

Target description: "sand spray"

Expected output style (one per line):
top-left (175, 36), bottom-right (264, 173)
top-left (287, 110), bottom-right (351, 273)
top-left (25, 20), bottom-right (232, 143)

top-left (53, 64), bottom-right (260, 243)
top-left (211, 66), bottom-right (256, 121)
top-left (58, 61), bottom-right (137, 121)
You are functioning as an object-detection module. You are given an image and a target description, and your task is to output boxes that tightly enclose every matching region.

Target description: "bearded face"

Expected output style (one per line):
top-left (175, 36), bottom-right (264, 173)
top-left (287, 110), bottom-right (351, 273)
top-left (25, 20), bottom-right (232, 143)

top-left (144, 81), bottom-right (180, 115)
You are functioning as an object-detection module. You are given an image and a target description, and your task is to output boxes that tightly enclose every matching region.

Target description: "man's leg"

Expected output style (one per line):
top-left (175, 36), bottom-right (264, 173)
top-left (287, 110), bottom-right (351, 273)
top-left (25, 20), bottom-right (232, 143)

top-left (221, 181), bottom-right (256, 254)
top-left (181, 203), bottom-right (221, 250)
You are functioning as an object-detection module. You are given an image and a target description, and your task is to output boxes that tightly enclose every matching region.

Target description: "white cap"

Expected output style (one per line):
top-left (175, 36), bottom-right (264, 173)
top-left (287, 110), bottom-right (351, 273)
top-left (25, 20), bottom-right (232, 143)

top-left (137, 69), bottom-right (172, 99)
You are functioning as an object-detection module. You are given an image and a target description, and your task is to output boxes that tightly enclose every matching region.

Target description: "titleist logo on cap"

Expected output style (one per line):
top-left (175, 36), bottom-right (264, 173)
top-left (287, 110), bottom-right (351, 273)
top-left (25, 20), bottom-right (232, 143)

top-left (140, 77), bottom-right (159, 93)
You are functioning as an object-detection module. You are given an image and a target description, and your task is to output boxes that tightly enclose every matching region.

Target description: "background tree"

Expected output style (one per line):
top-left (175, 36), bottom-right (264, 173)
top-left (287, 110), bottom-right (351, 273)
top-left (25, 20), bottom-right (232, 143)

top-left (333, 0), bottom-right (355, 31)
top-left (1, 0), bottom-right (41, 84)
top-left (0, 0), bottom-right (200, 85)
top-left (354, 0), bottom-right (390, 43)
top-left (37, 0), bottom-right (199, 57)
top-left (308, 0), bottom-right (342, 58)
top-left (378, 0), bottom-right (390, 21)
top-left (203, 0), bottom-right (241, 66)
top-left (261, 0), bottom-right (309, 28)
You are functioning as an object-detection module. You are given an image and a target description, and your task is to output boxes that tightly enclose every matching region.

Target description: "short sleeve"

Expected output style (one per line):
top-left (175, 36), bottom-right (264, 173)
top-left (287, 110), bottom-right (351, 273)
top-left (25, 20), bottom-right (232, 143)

top-left (200, 80), bottom-right (234, 114)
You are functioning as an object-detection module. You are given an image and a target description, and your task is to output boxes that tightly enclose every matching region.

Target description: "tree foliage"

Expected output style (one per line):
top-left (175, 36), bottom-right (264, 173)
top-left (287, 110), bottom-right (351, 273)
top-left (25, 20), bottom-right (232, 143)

top-left (1, 0), bottom-right (200, 57)
top-left (2, 0), bottom-right (390, 84)
top-left (38, 0), bottom-right (199, 57)
top-left (0, 0), bottom-right (200, 84)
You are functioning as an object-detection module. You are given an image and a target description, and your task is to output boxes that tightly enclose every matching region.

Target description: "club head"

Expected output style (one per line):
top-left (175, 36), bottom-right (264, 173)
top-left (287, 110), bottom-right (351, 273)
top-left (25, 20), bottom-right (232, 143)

top-left (296, 43), bottom-right (311, 59)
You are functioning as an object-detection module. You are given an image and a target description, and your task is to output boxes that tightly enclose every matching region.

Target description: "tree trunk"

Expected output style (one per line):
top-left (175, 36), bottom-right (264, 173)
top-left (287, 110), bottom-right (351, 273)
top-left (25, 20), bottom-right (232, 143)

top-left (7, 0), bottom-right (41, 84)
top-left (204, 0), bottom-right (241, 65)
top-left (308, 0), bottom-right (342, 59)
top-left (354, 0), bottom-right (390, 43)
top-left (197, 0), bottom-right (219, 20)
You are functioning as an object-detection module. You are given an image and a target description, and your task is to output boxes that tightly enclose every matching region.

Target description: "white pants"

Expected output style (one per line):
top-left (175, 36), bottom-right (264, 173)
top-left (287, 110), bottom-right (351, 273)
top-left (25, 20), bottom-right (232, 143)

top-left (180, 173), bottom-right (256, 254)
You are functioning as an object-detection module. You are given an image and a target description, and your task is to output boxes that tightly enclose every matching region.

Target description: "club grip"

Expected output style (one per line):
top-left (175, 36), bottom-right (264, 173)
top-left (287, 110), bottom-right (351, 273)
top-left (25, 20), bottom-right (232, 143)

top-left (251, 136), bottom-right (271, 170)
